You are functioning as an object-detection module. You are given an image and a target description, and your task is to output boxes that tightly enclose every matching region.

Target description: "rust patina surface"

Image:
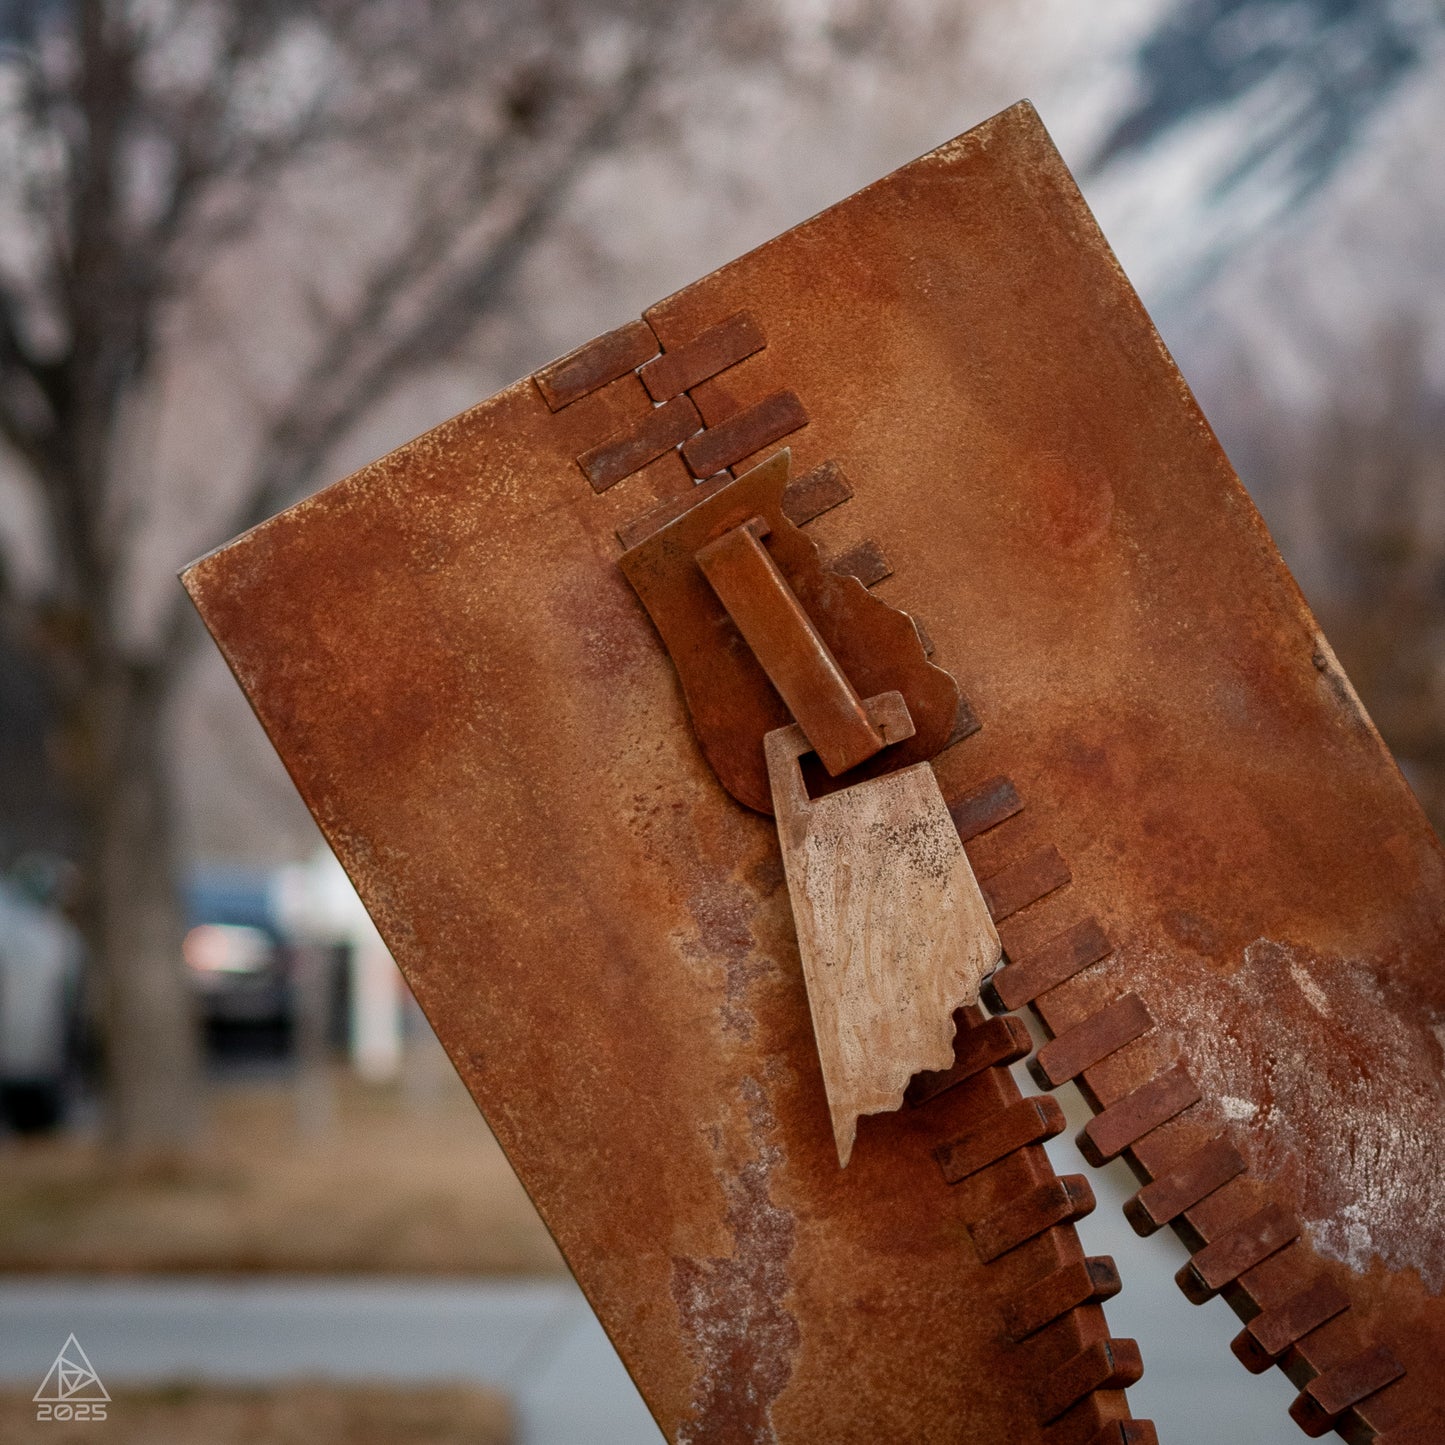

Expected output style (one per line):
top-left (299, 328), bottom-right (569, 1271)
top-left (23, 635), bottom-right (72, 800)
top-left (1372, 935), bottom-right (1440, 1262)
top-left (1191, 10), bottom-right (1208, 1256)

top-left (185, 102), bottom-right (1445, 1442)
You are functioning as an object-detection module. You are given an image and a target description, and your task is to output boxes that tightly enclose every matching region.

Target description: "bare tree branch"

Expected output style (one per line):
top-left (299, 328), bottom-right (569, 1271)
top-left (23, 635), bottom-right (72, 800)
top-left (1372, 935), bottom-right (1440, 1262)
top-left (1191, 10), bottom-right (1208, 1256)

top-left (0, 0), bottom-right (747, 1158)
top-left (152, 4), bottom-right (680, 676)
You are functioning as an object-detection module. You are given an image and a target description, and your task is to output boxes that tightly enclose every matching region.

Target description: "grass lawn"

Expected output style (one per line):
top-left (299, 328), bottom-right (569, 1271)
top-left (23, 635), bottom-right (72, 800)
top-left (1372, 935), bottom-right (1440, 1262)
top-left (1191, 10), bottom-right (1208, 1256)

top-left (0, 1055), bottom-right (565, 1276)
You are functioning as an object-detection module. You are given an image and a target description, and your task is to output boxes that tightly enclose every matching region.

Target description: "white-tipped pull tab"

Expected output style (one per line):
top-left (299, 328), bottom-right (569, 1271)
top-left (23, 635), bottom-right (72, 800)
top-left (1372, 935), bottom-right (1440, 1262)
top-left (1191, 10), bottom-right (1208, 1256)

top-left (766, 692), bottom-right (1001, 1167)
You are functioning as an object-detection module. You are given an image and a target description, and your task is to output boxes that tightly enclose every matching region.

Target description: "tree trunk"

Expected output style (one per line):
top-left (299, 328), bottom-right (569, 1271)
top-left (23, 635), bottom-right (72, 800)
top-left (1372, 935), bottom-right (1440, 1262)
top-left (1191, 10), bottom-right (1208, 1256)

top-left (88, 660), bottom-right (205, 1163)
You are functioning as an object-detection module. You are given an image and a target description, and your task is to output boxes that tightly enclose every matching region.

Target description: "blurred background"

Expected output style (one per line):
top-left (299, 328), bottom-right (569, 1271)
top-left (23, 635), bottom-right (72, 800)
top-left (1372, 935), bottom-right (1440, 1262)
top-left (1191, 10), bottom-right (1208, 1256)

top-left (0, 1), bottom-right (1441, 1441)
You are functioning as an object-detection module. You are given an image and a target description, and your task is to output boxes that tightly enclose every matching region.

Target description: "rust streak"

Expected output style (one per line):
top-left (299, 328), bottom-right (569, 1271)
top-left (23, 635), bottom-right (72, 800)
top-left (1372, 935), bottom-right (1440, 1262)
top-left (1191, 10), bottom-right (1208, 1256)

top-left (671, 1079), bottom-right (800, 1444)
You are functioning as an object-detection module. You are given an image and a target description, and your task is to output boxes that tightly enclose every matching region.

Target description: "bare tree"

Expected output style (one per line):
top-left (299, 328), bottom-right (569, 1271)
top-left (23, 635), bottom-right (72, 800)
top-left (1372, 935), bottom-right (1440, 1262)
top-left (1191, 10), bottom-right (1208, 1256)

top-left (1221, 316), bottom-right (1445, 830)
top-left (1299, 323), bottom-right (1445, 828)
top-left (0, 0), bottom-right (776, 1161)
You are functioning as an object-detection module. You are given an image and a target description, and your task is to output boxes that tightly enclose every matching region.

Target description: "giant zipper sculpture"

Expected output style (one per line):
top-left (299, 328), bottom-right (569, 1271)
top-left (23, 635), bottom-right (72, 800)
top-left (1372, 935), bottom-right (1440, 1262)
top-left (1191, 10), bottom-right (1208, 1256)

top-left (185, 101), bottom-right (1445, 1443)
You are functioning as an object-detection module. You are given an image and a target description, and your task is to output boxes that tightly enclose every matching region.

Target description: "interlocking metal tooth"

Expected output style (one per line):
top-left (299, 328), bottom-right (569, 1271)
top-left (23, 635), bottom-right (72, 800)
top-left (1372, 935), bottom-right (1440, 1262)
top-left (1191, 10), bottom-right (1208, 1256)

top-left (984, 917), bottom-right (1112, 1013)
top-left (534, 317), bottom-right (659, 410)
top-left (981, 845), bottom-right (1072, 922)
top-left (1031, 994), bottom-right (1153, 1090)
top-left (1288, 1345), bottom-right (1405, 1437)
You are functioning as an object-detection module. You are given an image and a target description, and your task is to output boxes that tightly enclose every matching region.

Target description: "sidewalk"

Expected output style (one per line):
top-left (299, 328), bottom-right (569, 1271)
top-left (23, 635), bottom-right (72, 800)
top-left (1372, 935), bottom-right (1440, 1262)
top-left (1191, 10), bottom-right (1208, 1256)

top-left (0, 1276), bottom-right (662, 1445)
top-left (0, 1060), bottom-right (1304, 1441)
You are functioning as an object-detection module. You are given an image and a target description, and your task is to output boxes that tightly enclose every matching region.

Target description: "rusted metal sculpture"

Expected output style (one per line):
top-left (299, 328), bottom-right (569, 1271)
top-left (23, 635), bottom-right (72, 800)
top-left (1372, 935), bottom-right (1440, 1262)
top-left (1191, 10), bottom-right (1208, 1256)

top-left (184, 101), bottom-right (1445, 1443)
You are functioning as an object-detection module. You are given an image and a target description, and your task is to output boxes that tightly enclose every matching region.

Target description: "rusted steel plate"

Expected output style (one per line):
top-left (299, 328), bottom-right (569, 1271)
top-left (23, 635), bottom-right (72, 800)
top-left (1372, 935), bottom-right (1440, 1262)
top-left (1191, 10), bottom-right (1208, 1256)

top-left (184, 98), bottom-right (1445, 1440)
top-left (184, 105), bottom-right (1143, 1443)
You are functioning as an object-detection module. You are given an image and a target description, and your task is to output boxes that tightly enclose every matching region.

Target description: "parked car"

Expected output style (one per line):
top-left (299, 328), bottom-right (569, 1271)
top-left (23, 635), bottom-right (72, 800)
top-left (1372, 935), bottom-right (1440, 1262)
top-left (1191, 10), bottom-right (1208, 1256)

top-left (0, 875), bottom-right (84, 1132)
top-left (185, 867), bottom-right (294, 1058)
